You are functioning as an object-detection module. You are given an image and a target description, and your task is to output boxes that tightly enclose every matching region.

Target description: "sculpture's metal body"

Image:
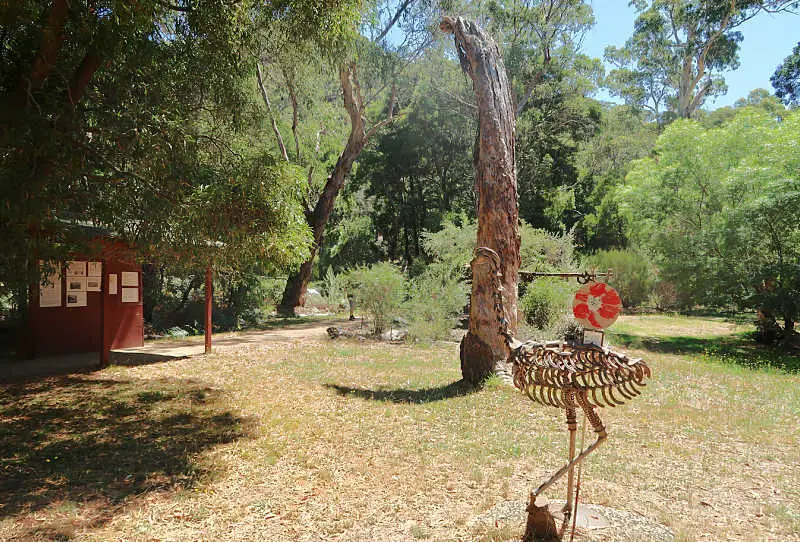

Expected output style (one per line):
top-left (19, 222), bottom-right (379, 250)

top-left (475, 247), bottom-right (651, 539)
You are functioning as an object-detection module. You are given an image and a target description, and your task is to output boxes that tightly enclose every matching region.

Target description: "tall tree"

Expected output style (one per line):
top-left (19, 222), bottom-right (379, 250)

top-left (606, 0), bottom-right (798, 120)
top-left (267, 0), bottom-right (433, 314)
top-left (0, 0), bottom-right (356, 301)
top-left (440, 16), bottom-right (520, 385)
top-left (771, 41), bottom-right (800, 106)
top-left (619, 108), bottom-right (800, 340)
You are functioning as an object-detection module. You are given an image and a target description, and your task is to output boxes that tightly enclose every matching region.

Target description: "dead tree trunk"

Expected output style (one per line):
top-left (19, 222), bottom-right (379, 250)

top-left (441, 17), bottom-right (520, 385)
top-left (277, 64), bottom-right (395, 315)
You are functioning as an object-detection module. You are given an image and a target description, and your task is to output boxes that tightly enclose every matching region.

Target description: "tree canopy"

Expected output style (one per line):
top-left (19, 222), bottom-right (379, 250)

top-left (0, 0), bottom-right (358, 296)
top-left (620, 108), bottom-right (800, 335)
top-left (772, 40), bottom-right (800, 106)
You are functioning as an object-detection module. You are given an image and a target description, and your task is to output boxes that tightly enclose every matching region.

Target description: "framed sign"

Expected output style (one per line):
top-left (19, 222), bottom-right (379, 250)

top-left (66, 261), bottom-right (86, 277)
top-left (86, 276), bottom-right (102, 292)
top-left (39, 261), bottom-right (62, 308)
top-left (108, 274), bottom-right (118, 295)
top-left (67, 277), bottom-right (87, 292)
top-left (121, 287), bottom-right (139, 303)
top-left (87, 261), bottom-right (102, 277)
top-left (66, 292), bottom-right (87, 307)
top-left (121, 271), bottom-right (138, 287)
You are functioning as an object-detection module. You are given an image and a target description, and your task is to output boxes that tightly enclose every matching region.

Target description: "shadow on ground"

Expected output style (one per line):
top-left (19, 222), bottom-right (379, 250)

top-left (0, 375), bottom-right (251, 539)
top-left (326, 379), bottom-right (477, 404)
top-left (110, 351), bottom-right (188, 367)
top-left (611, 331), bottom-right (800, 373)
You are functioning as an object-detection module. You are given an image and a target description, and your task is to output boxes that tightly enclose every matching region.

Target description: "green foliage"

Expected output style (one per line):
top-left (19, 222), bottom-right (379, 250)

top-left (619, 108), bottom-right (800, 337)
top-left (319, 213), bottom-right (384, 273)
top-left (348, 51), bottom-right (476, 266)
top-left (404, 264), bottom-right (468, 342)
top-left (321, 267), bottom-right (346, 311)
top-left (420, 219), bottom-right (477, 275)
top-left (519, 278), bottom-right (574, 330)
top-left (583, 249), bottom-right (654, 308)
top-left (771, 41), bottom-right (800, 106)
top-left (344, 262), bottom-right (406, 334)
top-left (576, 105), bottom-right (658, 250)
top-left (0, 0), bottom-right (358, 298)
top-left (519, 223), bottom-right (576, 272)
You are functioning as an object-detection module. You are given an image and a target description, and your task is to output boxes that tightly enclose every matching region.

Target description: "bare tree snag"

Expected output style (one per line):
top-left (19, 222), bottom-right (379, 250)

top-left (441, 16), bottom-right (520, 385)
top-left (278, 64), bottom-right (397, 315)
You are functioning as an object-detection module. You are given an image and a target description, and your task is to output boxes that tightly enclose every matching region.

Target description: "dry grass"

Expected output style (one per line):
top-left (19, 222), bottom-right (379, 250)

top-left (1, 314), bottom-right (798, 541)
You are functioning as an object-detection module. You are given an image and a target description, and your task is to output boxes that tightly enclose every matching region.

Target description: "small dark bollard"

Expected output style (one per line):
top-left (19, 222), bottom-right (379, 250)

top-left (347, 293), bottom-right (355, 321)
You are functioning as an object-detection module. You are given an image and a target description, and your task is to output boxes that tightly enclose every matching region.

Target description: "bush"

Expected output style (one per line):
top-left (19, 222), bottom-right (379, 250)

top-left (648, 281), bottom-right (678, 312)
top-left (320, 267), bottom-right (347, 312)
top-left (519, 224), bottom-right (576, 272)
top-left (344, 262), bottom-right (406, 334)
top-left (405, 263), bottom-right (468, 342)
top-left (583, 249), bottom-right (654, 308)
top-left (422, 220), bottom-right (577, 279)
top-left (519, 277), bottom-right (574, 329)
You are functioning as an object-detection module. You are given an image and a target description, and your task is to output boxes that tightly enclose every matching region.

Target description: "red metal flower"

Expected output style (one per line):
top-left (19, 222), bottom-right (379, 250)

top-left (572, 282), bottom-right (622, 330)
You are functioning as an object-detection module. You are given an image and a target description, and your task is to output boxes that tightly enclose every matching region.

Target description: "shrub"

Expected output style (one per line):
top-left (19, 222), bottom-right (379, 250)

top-left (344, 262), bottom-right (406, 334)
top-left (405, 263), bottom-right (468, 342)
top-left (583, 249), bottom-right (654, 308)
top-left (320, 267), bottom-right (347, 312)
top-left (648, 281), bottom-right (679, 312)
top-left (519, 277), bottom-right (574, 329)
top-left (519, 224), bottom-right (576, 272)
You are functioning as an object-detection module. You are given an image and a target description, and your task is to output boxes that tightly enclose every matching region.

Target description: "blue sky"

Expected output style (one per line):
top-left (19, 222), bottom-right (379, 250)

top-left (581, 2), bottom-right (800, 108)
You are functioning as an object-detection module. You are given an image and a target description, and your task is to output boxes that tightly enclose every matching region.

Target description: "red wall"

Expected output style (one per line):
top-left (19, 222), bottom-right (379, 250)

top-left (29, 241), bottom-right (143, 356)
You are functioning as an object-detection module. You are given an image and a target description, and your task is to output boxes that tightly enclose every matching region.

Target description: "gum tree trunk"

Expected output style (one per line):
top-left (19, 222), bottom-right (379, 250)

top-left (441, 17), bottom-right (520, 385)
top-left (278, 64), bottom-right (395, 315)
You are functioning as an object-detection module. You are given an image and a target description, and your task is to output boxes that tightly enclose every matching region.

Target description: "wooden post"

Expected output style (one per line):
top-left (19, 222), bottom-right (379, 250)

top-left (100, 260), bottom-right (109, 368)
top-left (205, 266), bottom-right (212, 354)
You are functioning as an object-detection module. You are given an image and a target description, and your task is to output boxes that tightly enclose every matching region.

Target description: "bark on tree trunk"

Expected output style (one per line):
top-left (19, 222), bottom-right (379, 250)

top-left (441, 17), bottom-right (520, 385)
top-left (277, 65), bottom-right (370, 315)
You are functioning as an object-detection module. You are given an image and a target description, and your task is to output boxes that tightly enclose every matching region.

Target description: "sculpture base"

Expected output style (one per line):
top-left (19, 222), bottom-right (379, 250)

top-left (470, 499), bottom-right (674, 541)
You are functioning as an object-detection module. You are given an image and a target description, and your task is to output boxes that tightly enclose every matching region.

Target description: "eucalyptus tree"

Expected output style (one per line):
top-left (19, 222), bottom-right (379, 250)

top-left (0, 0), bottom-right (358, 304)
top-left (772, 41), bottom-right (800, 106)
top-left (255, 0), bottom-right (439, 315)
top-left (605, 0), bottom-right (799, 120)
top-left (619, 109), bottom-right (800, 340)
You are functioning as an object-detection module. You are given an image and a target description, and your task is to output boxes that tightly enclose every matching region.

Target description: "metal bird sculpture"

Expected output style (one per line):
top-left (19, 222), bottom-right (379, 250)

top-left (475, 247), bottom-right (651, 540)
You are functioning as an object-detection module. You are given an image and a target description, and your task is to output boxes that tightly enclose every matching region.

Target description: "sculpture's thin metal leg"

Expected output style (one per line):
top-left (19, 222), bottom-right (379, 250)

top-left (533, 391), bottom-right (607, 500)
top-left (561, 392), bottom-right (578, 534)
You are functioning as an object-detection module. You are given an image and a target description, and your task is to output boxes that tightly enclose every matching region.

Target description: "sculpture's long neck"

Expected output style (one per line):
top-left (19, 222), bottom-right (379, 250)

top-left (475, 246), bottom-right (517, 348)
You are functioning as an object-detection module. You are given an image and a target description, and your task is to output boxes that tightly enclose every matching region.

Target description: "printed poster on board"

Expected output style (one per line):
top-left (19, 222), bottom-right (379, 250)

top-left (66, 261), bottom-right (86, 277)
top-left (39, 261), bottom-right (62, 308)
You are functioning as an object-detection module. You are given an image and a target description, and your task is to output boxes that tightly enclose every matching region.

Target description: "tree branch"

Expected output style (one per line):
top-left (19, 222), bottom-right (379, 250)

top-left (374, 0), bottom-right (415, 43)
top-left (16, 0), bottom-right (70, 107)
top-left (282, 66), bottom-right (301, 161)
top-left (256, 63), bottom-right (290, 162)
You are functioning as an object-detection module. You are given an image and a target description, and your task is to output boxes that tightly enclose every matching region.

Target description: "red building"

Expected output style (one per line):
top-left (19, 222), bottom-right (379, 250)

top-left (27, 239), bottom-right (144, 364)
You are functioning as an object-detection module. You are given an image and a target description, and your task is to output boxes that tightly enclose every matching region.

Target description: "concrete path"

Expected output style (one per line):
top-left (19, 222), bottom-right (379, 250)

top-left (0, 318), bottom-right (362, 382)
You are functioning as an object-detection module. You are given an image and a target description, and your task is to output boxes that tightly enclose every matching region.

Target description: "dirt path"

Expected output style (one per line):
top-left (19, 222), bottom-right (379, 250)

top-left (1, 318), bottom-right (362, 381)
